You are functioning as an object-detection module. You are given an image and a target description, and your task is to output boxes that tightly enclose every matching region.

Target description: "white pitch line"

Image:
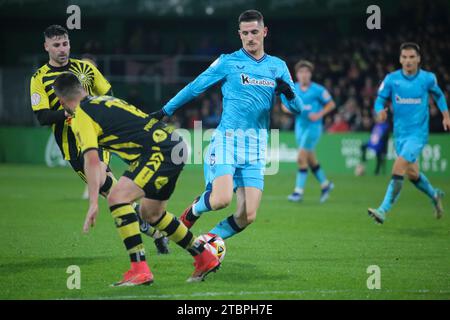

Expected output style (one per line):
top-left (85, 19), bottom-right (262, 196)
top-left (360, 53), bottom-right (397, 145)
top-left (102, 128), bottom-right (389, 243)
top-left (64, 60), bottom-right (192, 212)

top-left (63, 289), bottom-right (450, 300)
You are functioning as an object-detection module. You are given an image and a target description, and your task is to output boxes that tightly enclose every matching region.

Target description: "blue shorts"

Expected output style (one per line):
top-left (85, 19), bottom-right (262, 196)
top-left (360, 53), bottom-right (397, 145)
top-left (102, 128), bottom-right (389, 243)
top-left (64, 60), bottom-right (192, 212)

top-left (395, 138), bottom-right (425, 163)
top-left (296, 125), bottom-right (322, 151)
top-left (203, 135), bottom-right (265, 191)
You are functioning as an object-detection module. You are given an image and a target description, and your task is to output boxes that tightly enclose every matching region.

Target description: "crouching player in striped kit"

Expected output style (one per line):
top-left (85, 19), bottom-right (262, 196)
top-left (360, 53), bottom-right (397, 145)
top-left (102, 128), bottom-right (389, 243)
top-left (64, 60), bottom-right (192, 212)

top-left (53, 73), bottom-right (220, 286)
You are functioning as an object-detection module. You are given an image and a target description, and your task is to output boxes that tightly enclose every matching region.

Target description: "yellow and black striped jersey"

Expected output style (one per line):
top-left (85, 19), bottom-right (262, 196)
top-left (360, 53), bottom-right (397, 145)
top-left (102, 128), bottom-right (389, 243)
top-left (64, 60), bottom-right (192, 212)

top-left (71, 95), bottom-right (176, 163)
top-left (30, 58), bottom-right (111, 160)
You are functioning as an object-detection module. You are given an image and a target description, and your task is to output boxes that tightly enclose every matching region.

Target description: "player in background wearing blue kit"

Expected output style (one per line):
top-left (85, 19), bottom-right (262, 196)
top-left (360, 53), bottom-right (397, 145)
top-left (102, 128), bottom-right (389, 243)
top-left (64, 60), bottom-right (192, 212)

top-left (283, 60), bottom-right (336, 203)
top-left (354, 118), bottom-right (390, 176)
top-left (368, 43), bottom-right (450, 224)
top-left (150, 10), bottom-right (303, 239)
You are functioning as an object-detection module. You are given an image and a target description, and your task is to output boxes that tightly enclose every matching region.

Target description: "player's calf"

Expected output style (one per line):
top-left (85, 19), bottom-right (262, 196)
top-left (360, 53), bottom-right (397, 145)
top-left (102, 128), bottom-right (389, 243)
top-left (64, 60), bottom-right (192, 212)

top-left (146, 209), bottom-right (220, 282)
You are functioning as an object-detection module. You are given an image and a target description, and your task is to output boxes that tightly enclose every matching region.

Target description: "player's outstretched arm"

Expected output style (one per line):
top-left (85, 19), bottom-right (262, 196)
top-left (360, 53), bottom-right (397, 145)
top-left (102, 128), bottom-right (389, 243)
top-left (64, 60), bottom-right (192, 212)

top-left (82, 149), bottom-right (101, 233)
top-left (161, 55), bottom-right (228, 117)
top-left (71, 107), bottom-right (102, 232)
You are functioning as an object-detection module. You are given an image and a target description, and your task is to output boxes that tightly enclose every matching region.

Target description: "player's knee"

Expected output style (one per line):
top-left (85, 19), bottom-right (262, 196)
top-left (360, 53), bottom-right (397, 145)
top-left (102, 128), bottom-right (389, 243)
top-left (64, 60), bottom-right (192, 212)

top-left (407, 170), bottom-right (419, 181)
top-left (107, 187), bottom-right (127, 207)
top-left (211, 192), bottom-right (232, 210)
top-left (139, 203), bottom-right (164, 224)
top-left (298, 153), bottom-right (308, 167)
top-left (245, 210), bottom-right (257, 225)
top-left (236, 210), bottom-right (257, 226)
top-left (106, 190), bottom-right (119, 207)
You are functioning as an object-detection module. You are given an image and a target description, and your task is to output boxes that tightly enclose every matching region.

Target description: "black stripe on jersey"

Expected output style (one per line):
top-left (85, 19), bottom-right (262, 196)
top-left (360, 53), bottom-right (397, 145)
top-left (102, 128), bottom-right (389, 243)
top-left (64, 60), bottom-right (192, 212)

top-left (42, 73), bottom-right (64, 84)
top-left (44, 81), bottom-right (57, 93)
top-left (53, 122), bottom-right (64, 151)
top-left (67, 127), bottom-right (79, 160)
top-left (47, 91), bottom-right (57, 102)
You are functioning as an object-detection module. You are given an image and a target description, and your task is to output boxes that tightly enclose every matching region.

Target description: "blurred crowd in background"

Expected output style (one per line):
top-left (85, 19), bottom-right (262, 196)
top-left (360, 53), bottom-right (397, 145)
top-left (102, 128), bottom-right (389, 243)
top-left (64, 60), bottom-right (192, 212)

top-left (33, 2), bottom-right (450, 133)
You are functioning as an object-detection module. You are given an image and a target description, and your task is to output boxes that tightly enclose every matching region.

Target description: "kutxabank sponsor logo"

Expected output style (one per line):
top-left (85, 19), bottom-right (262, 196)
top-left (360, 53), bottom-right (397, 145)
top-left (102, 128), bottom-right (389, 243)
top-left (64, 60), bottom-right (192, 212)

top-left (241, 74), bottom-right (275, 87)
top-left (395, 94), bottom-right (422, 105)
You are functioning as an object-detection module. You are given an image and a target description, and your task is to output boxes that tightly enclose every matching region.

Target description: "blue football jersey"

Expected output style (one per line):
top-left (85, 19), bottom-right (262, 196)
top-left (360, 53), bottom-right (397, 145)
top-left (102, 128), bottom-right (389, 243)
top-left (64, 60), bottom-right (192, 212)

top-left (162, 48), bottom-right (303, 151)
top-left (375, 69), bottom-right (448, 141)
top-left (294, 82), bottom-right (332, 129)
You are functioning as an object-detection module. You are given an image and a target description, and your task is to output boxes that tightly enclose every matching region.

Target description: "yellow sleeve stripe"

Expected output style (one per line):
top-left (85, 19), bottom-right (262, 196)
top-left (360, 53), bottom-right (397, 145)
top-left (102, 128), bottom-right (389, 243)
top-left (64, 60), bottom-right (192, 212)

top-left (108, 142), bottom-right (142, 149)
top-left (99, 135), bottom-right (119, 144)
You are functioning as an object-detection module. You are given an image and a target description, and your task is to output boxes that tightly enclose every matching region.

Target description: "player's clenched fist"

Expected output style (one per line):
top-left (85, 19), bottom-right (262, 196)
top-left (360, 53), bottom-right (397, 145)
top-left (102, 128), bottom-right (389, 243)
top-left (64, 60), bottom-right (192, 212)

top-left (275, 78), bottom-right (295, 100)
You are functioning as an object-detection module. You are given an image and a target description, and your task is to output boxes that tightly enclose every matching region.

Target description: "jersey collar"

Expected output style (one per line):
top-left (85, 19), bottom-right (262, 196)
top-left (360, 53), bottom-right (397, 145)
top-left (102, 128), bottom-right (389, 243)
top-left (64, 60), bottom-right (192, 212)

top-left (298, 82), bottom-right (312, 92)
top-left (46, 60), bottom-right (71, 72)
top-left (240, 48), bottom-right (267, 63)
top-left (400, 69), bottom-right (421, 81)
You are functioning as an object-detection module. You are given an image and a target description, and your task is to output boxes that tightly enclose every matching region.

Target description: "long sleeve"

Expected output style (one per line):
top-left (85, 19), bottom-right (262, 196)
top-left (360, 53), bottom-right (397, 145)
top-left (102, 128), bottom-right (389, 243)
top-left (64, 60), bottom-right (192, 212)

top-left (162, 55), bottom-right (228, 116)
top-left (374, 75), bottom-right (391, 114)
top-left (429, 73), bottom-right (448, 112)
top-left (34, 109), bottom-right (66, 126)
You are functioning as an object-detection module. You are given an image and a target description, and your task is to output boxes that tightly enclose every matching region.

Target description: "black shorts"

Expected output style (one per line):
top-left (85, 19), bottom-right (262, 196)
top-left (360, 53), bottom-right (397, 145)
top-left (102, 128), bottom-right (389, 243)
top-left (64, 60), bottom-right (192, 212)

top-left (123, 144), bottom-right (186, 201)
top-left (68, 148), bottom-right (111, 183)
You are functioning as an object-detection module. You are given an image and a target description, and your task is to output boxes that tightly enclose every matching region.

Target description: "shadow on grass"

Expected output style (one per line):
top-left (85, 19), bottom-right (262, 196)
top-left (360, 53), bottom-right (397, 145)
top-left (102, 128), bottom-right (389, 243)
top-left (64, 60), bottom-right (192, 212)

top-left (388, 226), bottom-right (443, 238)
top-left (0, 256), bottom-right (110, 274)
top-left (212, 261), bottom-right (292, 284)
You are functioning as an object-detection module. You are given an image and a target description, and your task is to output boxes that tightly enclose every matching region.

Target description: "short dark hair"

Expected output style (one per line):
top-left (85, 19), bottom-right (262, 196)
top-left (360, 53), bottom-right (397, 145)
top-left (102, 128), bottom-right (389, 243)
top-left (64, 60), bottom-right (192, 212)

top-left (238, 10), bottom-right (264, 26)
top-left (53, 73), bottom-right (83, 99)
top-left (44, 25), bottom-right (68, 40)
top-left (400, 42), bottom-right (421, 56)
top-left (295, 60), bottom-right (314, 73)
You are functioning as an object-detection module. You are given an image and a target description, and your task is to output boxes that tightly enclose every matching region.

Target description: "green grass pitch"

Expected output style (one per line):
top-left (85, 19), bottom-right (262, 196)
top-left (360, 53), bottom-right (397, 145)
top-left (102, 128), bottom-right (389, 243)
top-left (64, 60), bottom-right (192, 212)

top-left (0, 162), bottom-right (449, 300)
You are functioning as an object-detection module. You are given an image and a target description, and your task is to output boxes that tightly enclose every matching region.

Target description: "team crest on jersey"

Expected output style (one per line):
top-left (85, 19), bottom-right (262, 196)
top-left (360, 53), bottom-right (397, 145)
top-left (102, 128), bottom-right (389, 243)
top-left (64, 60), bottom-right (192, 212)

top-left (269, 68), bottom-right (277, 78)
top-left (209, 154), bottom-right (216, 165)
top-left (240, 74), bottom-right (275, 87)
top-left (70, 63), bottom-right (95, 92)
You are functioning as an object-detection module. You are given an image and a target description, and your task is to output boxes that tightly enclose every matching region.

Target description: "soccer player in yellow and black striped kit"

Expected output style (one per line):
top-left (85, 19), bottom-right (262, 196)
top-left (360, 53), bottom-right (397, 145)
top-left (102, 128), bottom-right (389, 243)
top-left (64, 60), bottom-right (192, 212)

top-left (30, 25), bottom-right (169, 254)
top-left (52, 72), bottom-right (220, 286)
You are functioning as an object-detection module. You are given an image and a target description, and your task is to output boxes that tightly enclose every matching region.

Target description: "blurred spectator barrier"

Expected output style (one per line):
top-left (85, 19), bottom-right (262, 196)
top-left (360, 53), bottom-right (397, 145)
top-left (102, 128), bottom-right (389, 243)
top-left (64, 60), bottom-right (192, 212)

top-left (1, 126), bottom-right (448, 177)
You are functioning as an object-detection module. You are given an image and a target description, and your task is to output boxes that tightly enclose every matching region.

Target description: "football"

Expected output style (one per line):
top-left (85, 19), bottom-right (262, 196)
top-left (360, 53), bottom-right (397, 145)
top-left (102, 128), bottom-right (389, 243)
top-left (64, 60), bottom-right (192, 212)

top-left (196, 233), bottom-right (226, 263)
